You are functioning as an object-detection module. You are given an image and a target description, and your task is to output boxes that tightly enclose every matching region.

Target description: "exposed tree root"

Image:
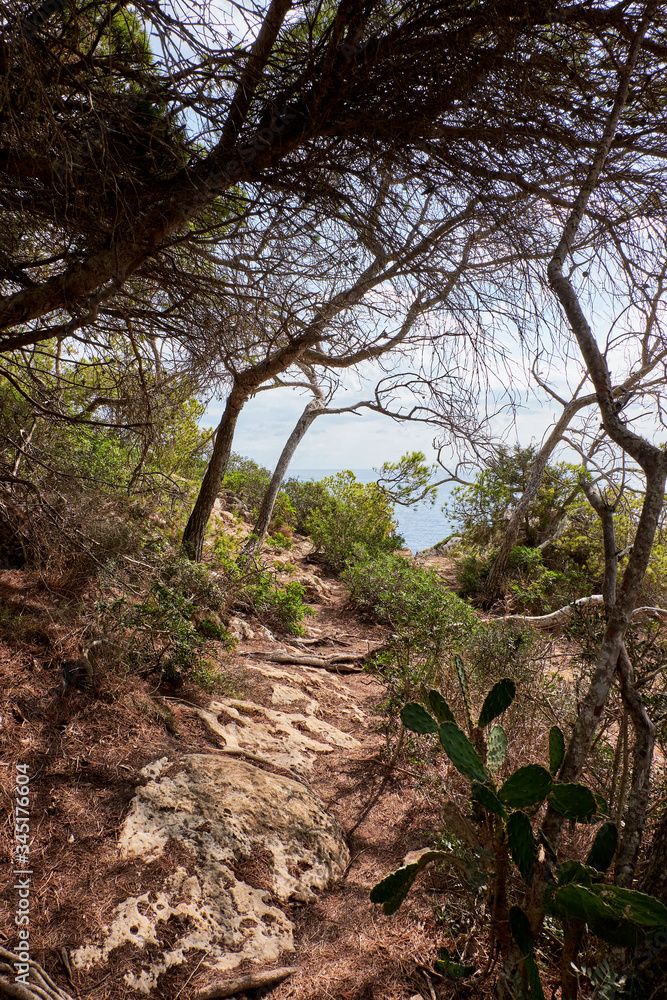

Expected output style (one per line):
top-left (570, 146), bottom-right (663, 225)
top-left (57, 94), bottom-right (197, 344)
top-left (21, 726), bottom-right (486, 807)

top-left (0, 949), bottom-right (74, 1000)
top-left (249, 651), bottom-right (362, 672)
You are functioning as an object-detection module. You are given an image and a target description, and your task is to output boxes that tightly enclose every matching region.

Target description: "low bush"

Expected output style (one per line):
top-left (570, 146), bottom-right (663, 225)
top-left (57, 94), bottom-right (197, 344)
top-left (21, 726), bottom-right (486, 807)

top-left (306, 471), bottom-right (403, 571)
top-left (239, 572), bottom-right (312, 635)
top-left (343, 550), bottom-right (477, 719)
top-left (223, 454), bottom-right (295, 524)
top-left (98, 556), bottom-right (231, 683)
top-left (282, 477), bottom-right (330, 534)
top-left (372, 674), bottom-right (667, 1000)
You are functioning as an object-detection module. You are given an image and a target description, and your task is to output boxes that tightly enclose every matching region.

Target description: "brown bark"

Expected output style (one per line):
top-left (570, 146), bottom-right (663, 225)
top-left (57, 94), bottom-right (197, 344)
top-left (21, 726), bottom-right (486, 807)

top-left (182, 386), bottom-right (246, 561)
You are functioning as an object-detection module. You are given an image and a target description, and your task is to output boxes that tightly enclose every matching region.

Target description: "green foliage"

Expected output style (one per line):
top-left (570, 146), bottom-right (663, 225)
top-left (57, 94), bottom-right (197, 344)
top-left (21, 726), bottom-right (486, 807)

top-left (444, 445), bottom-right (582, 551)
top-left (344, 550), bottom-right (477, 718)
top-left (372, 675), bottom-right (667, 997)
top-left (307, 471), bottom-right (403, 571)
top-left (460, 619), bottom-right (536, 688)
top-left (101, 557), bottom-right (231, 683)
top-left (281, 477), bottom-right (331, 533)
top-left (240, 573), bottom-right (313, 635)
top-left (266, 531), bottom-right (293, 551)
top-left (223, 455), bottom-right (272, 512)
top-left (375, 451), bottom-right (439, 506)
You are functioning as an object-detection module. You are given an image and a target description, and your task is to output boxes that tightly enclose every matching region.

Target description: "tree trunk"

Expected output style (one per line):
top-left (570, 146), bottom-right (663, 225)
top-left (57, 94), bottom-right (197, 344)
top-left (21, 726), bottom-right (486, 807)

top-left (242, 395), bottom-right (324, 557)
top-left (182, 386), bottom-right (247, 561)
top-left (542, 0), bottom-right (665, 847)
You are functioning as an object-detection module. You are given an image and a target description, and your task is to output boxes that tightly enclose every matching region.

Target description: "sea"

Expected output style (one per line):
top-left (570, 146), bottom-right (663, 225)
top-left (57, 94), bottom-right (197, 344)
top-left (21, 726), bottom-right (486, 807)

top-left (292, 469), bottom-right (455, 554)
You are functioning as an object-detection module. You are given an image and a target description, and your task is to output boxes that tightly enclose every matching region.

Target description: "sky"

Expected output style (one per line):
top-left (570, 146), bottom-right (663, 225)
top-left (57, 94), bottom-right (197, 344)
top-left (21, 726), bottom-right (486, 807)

top-left (201, 376), bottom-right (562, 474)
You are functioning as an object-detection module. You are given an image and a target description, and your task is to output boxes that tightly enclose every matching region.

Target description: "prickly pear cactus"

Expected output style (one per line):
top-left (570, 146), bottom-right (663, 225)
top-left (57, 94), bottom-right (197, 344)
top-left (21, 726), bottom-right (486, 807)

top-left (487, 722), bottom-right (508, 772)
top-left (478, 678), bottom-right (516, 728)
top-left (499, 764), bottom-right (553, 809)
top-left (454, 654), bottom-right (474, 732)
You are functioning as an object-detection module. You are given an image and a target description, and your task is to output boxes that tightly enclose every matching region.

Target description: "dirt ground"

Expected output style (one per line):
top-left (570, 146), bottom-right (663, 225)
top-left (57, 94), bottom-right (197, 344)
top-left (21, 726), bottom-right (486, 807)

top-left (0, 536), bottom-right (499, 1000)
top-left (3, 533), bottom-right (652, 1000)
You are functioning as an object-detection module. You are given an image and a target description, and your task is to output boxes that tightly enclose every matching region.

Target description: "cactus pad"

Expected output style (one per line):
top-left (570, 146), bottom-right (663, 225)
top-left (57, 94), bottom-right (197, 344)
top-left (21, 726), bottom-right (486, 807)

top-left (439, 722), bottom-right (489, 783)
top-left (478, 678), bottom-right (516, 728)
top-left (507, 810), bottom-right (536, 883)
top-left (548, 782), bottom-right (597, 822)
top-left (487, 723), bottom-right (508, 772)
top-left (548, 726), bottom-right (565, 775)
top-left (454, 654), bottom-right (474, 732)
top-left (546, 882), bottom-right (667, 947)
top-left (499, 764), bottom-right (552, 809)
top-left (426, 689), bottom-right (456, 724)
top-left (370, 850), bottom-right (449, 915)
top-left (434, 947), bottom-right (476, 980)
top-left (587, 821), bottom-right (618, 873)
top-left (400, 702), bottom-right (439, 734)
top-left (471, 781), bottom-right (507, 819)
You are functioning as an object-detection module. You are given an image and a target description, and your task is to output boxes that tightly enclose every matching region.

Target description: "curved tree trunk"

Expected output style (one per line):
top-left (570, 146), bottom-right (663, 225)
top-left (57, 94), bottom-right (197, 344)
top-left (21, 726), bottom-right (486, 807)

top-left (182, 385), bottom-right (247, 561)
top-left (542, 0), bottom-right (665, 850)
top-left (242, 393), bottom-right (325, 558)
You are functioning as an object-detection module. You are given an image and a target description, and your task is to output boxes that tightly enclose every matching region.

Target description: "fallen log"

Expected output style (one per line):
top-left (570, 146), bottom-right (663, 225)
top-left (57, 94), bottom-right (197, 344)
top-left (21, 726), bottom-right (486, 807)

top-left (501, 595), bottom-right (667, 629)
top-left (501, 594), bottom-right (604, 628)
top-left (196, 965), bottom-right (298, 999)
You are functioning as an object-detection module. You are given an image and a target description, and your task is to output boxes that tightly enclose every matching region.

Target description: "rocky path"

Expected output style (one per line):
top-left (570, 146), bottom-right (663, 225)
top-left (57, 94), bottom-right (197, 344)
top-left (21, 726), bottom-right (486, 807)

top-left (1, 543), bottom-right (447, 1000)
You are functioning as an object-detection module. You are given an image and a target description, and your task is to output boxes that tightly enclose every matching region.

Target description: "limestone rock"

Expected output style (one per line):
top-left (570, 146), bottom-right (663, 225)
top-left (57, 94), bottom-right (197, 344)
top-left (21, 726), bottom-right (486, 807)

top-left (228, 615), bottom-right (255, 641)
top-left (295, 572), bottom-right (331, 603)
top-left (72, 754), bottom-right (349, 993)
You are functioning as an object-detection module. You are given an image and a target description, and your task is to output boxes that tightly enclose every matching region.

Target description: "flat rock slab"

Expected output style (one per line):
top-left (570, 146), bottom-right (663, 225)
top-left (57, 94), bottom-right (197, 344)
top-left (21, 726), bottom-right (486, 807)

top-left (73, 754), bottom-right (349, 994)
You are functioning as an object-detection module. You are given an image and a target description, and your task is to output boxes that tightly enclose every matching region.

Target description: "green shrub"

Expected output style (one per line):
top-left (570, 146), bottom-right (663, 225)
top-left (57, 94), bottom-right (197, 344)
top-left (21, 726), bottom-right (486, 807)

top-left (443, 445), bottom-right (582, 550)
top-left (98, 556), bottom-right (232, 683)
top-left (460, 619), bottom-right (536, 688)
top-left (371, 673), bottom-right (667, 998)
top-left (343, 550), bottom-right (477, 717)
top-left (240, 573), bottom-right (312, 635)
top-left (223, 454), bottom-right (272, 511)
top-left (282, 477), bottom-right (330, 533)
top-left (306, 471), bottom-right (403, 571)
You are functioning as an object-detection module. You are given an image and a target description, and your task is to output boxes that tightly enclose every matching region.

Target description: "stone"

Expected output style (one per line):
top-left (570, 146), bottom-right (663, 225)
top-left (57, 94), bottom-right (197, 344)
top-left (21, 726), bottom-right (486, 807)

top-left (72, 754), bottom-right (349, 993)
top-left (295, 572), bottom-right (330, 603)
